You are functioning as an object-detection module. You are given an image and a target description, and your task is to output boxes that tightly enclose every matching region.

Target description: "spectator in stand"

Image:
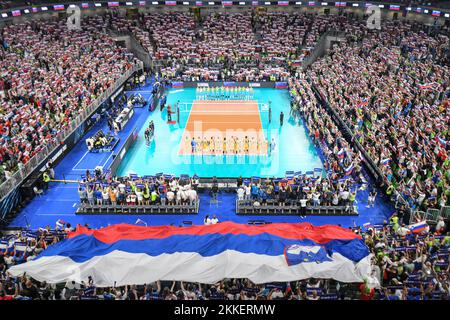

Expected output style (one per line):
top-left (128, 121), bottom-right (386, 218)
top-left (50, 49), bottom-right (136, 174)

top-left (0, 17), bottom-right (134, 183)
top-left (0, 218), bottom-right (449, 300)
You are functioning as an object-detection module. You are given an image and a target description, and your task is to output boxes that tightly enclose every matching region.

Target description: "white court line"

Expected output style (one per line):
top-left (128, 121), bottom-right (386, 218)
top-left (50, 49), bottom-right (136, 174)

top-left (125, 90), bottom-right (154, 94)
top-left (43, 199), bottom-right (78, 202)
top-left (54, 186), bottom-right (79, 189)
top-left (102, 152), bottom-right (114, 169)
top-left (72, 153), bottom-right (112, 171)
top-left (73, 149), bottom-right (114, 172)
top-left (72, 203), bottom-right (77, 207)
top-left (192, 103), bottom-right (259, 105)
top-left (72, 151), bottom-right (89, 170)
top-left (187, 111), bottom-right (262, 114)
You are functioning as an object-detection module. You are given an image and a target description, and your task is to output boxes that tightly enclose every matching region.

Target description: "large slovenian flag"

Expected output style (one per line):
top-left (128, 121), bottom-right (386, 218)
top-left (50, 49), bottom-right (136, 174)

top-left (7, 222), bottom-right (375, 287)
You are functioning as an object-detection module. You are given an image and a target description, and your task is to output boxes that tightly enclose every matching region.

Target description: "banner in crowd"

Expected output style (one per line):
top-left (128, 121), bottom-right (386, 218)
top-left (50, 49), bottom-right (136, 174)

top-left (7, 222), bottom-right (375, 287)
top-left (172, 81), bottom-right (184, 88)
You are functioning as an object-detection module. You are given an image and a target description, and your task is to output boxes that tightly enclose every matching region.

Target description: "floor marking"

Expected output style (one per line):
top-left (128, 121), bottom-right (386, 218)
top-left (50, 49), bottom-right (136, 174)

top-left (72, 151), bottom-right (89, 170)
top-left (192, 101), bottom-right (259, 104)
top-left (42, 199), bottom-right (78, 202)
top-left (125, 90), bottom-right (154, 94)
top-left (186, 111), bottom-right (263, 114)
top-left (102, 152), bottom-right (114, 169)
top-left (53, 186), bottom-right (79, 189)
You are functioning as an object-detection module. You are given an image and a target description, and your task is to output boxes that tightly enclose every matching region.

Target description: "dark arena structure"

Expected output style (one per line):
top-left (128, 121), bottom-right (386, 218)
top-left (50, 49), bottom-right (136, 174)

top-left (0, 0), bottom-right (449, 304)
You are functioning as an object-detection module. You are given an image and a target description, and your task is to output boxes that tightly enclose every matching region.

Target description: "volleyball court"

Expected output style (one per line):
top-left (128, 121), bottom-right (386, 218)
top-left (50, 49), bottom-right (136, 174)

top-left (179, 100), bottom-right (269, 156)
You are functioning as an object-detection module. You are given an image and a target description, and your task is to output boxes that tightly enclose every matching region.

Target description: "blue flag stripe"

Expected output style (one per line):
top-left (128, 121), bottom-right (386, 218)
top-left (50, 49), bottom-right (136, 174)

top-left (37, 233), bottom-right (369, 263)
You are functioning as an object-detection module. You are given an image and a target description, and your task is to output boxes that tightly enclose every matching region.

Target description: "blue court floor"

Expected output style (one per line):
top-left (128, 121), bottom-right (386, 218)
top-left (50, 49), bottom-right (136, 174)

top-left (8, 82), bottom-right (394, 230)
top-left (116, 87), bottom-right (323, 178)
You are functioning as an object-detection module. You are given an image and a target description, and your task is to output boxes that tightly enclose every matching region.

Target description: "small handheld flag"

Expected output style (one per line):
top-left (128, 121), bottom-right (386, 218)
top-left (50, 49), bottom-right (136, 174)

top-left (408, 221), bottom-right (427, 234)
top-left (135, 218), bottom-right (147, 226)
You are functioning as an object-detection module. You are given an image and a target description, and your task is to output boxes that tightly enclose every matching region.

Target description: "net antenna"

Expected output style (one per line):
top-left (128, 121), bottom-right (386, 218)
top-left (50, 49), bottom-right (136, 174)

top-left (177, 100), bottom-right (180, 124)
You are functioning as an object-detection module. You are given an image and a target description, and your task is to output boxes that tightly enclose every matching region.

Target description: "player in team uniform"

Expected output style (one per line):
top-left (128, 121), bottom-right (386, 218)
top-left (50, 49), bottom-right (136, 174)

top-left (233, 137), bottom-right (239, 154)
top-left (209, 136), bottom-right (215, 153)
top-left (244, 136), bottom-right (249, 154)
top-left (250, 137), bottom-right (256, 154)
top-left (256, 137), bottom-right (261, 154)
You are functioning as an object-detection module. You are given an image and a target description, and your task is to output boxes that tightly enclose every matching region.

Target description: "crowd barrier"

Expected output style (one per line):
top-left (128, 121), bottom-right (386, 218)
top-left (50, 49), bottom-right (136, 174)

top-left (76, 201), bottom-right (199, 215)
top-left (109, 127), bottom-right (139, 176)
top-left (410, 206), bottom-right (450, 224)
top-left (236, 200), bottom-right (357, 216)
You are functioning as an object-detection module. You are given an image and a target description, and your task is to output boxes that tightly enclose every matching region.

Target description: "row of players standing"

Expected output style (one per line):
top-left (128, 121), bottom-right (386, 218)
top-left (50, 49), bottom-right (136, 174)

top-left (196, 86), bottom-right (255, 100)
top-left (187, 135), bottom-right (277, 155)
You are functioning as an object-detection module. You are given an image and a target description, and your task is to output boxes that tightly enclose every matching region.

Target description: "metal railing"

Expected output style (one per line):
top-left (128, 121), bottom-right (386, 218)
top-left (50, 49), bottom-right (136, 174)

top-left (76, 201), bottom-right (199, 215)
top-left (0, 62), bottom-right (143, 203)
top-left (236, 200), bottom-right (358, 216)
top-left (410, 206), bottom-right (450, 224)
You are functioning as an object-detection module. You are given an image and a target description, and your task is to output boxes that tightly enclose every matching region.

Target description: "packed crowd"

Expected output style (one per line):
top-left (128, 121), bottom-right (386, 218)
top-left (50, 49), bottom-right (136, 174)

top-left (240, 73), bottom-right (369, 211)
top-left (0, 216), bottom-right (448, 300)
top-left (108, 11), bottom-right (366, 82)
top-left (77, 171), bottom-right (199, 207)
top-left (1, 0), bottom-right (450, 10)
top-left (236, 173), bottom-right (364, 211)
top-left (308, 20), bottom-right (450, 211)
top-left (108, 11), bottom-right (449, 214)
top-left (0, 17), bottom-right (135, 182)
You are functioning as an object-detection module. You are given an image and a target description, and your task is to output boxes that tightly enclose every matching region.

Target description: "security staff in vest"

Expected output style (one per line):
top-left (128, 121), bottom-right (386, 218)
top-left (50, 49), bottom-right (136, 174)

top-left (42, 171), bottom-right (51, 190)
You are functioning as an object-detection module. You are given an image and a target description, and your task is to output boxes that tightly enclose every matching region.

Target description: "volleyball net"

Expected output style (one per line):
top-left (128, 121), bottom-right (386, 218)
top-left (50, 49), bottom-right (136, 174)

top-left (175, 100), bottom-right (271, 128)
